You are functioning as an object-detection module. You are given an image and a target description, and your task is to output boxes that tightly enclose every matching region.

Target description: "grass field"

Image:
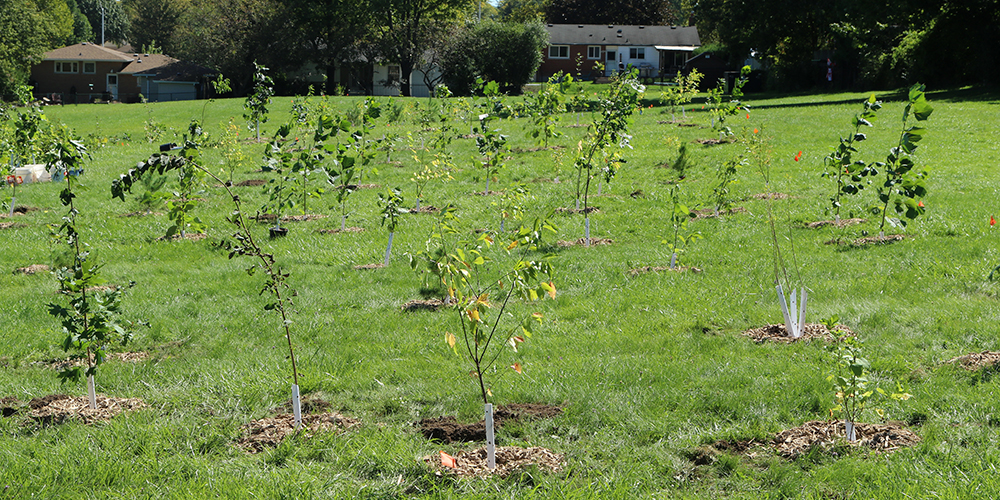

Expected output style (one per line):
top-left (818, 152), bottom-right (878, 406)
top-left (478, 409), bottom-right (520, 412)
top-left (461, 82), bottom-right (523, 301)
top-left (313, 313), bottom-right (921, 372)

top-left (2, 84), bottom-right (1000, 498)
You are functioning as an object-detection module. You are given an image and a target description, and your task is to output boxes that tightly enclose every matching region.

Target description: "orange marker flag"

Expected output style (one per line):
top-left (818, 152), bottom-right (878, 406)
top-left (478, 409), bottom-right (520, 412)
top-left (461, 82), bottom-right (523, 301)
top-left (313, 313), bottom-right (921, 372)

top-left (440, 450), bottom-right (456, 468)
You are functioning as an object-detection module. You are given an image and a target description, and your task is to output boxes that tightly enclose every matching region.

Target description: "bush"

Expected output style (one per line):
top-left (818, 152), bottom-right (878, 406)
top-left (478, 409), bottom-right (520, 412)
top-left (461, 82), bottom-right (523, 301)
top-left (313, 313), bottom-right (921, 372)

top-left (440, 21), bottom-right (548, 96)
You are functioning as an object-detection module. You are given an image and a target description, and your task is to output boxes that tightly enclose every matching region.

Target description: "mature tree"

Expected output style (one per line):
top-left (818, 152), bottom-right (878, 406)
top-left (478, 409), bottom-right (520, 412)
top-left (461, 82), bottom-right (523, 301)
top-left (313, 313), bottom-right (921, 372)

top-left (545, 0), bottom-right (677, 26)
top-left (78, 0), bottom-right (131, 44)
top-left (65, 0), bottom-right (95, 44)
top-left (33, 0), bottom-right (76, 47)
top-left (369, 0), bottom-right (471, 96)
top-left (440, 20), bottom-right (548, 95)
top-left (278, 0), bottom-right (374, 95)
top-left (499, 0), bottom-right (547, 23)
top-left (124, 0), bottom-right (187, 53)
top-left (0, 0), bottom-right (48, 99)
top-left (171, 0), bottom-right (291, 95)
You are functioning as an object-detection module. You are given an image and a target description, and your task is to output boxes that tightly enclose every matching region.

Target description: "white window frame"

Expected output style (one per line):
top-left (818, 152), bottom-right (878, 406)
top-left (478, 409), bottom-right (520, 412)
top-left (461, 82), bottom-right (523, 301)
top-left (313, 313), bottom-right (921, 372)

top-left (55, 61), bottom-right (79, 74)
top-left (83, 62), bottom-right (96, 74)
top-left (548, 45), bottom-right (569, 59)
top-left (629, 48), bottom-right (646, 60)
top-left (587, 46), bottom-right (601, 60)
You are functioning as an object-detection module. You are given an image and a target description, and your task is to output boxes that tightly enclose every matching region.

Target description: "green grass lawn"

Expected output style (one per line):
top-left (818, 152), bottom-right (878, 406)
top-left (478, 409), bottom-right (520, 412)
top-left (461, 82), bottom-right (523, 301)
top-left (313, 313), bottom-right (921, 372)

top-left (2, 85), bottom-right (1000, 498)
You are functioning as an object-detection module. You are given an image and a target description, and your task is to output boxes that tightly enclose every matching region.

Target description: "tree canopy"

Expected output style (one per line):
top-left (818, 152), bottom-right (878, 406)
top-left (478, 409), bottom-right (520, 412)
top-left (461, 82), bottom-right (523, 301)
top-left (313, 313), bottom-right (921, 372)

top-left (78, 0), bottom-right (131, 44)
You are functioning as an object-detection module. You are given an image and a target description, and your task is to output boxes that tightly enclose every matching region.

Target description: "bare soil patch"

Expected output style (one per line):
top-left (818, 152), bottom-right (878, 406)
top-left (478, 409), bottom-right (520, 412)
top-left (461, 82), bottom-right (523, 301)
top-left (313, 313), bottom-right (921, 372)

top-left (5, 206), bottom-right (40, 215)
top-left (120, 211), bottom-right (164, 217)
top-left (234, 179), bottom-right (267, 187)
top-left (318, 227), bottom-right (364, 234)
top-left (353, 263), bottom-right (386, 270)
top-left (512, 145), bottom-right (564, 153)
top-left (283, 214), bottom-right (326, 222)
top-left (156, 232), bottom-right (207, 242)
top-left (805, 218), bottom-right (866, 229)
top-left (27, 394), bottom-right (147, 425)
top-left (411, 206), bottom-right (440, 214)
top-left (336, 183), bottom-right (380, 190)
top-left (693, 207), bottom-right (747, 219)
top-left (946, 351), bottom-right (1000, 370)
top-left (0, 222), bottom-right (27, 230)
top-left (425, 446), bottom-right (564, 477)
top-left (402, 299), bottom-right (447, 312)
top-left (627, 265), bottom-right (702, 277)
top-left (418, 403), bottom-right (563, 443)
top-left (742, 323), bottom-right (854, 344)
top-left (13, 264), bottom-right (49, 275)
top-left (238, 412), bottom-right (360, 453)
top-left (685, 439), bottom-right (765, 465)
top-left (556, 238), bottom-right (614, 247)
top-left (773, 420), bottom-right (920, 459)
top-left (694, 138), bottom-right (734, 145)
top-left (471, 190), bottom-right (503, 196)
top-left (1, 397), bottom-right (23, 417)
top-left (34, 351), bottom-right (150, 371)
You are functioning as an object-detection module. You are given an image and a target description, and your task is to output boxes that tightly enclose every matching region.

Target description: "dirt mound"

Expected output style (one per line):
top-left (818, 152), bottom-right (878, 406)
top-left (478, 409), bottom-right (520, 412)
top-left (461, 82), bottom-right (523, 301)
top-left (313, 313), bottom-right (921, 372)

top-left (318, 227), bottom-right (364, 234)
top-left (237, 412), bottom-right (359, 453)
top-left (742, 323), bottom-right (854, 344)
top-left (627, 265), bottom-right (702, 276)
top-left (425, 446), bottom-right (564, 477)
top-left (157, 233), bottom-right (207, 242)
top-left (773, 420), bottom-right (920, 459)
top-left (0, 222), bottom-right (27, 230)
top-left (806, 218), bottom-right (866, 229)
top-left (27, 394), bottom-right (147, 425)
top-left (555, 207), bottom-right (599, 214)
top-left (282, 214), bottom-right (326, 222)
top-left (826, 234), bottom-right (906, 246)
top-left (693, 207), bottom-right (747, 219)
top-left (1, 397), bottom-right (22, 417)
top-left (402, 299), bottom-right (447, 312)
top-left (417, 403), bottom-right (562, 443)
top-left (234, 179), bottom-right (267, 187)
top-left (752, 192), bottom-right (789, 200)
top-left (946, 351), bottom-right (1000, 370)
top-left (353, 263), bottom-right (386, 270)
top-left (556, 238), bottom-right (613, 247)
top-left (14, 264), bottom-right (49, 275)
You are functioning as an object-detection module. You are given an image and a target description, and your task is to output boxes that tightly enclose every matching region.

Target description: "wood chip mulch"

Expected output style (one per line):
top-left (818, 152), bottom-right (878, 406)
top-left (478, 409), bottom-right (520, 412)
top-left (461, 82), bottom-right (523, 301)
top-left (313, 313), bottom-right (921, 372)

top-left (156, 232), bottom-right (207, 242)
top-left (353, 263), bottom-right (386, 270)
top-left (471, 190), bottom-right (503, 196)
top-left (282, 214), bottom-right (326, 222)
top-left (773, 420), bottom-right (920, 459)
top-left (0, 222), bottom-right (26, 230)
top-left (945, 351), bottom-right (1000, 370)
top-left (27, 394), bottom-right (147, 425)
top-left (401, 299), bottom-right (448, 312)
top-left (742, 323), bottom-right (855, 344)
top-left (120, 211), bottom-right (164, 217)
top-left (410, 206), bottom-right (440, 214)
top-left (425, 446), bottom-right (564, 477)
top-left (556, 238), bottom-right (614, 247)
top-left (694, 138), bottom-right (733, 145)
top-left (554, 207), bottom-right (600, 214)
top-left (806, 218), bottom-right (866, 229)
top-left (850, 234), bottom-right (906, 246)
top-left (693, 207), bottom-right (747, 219)
top-left (627, 265), bottom-right (702, 276)
top-left (237, 412), bottom-right (360, 453)
top-left (234, 179), bottom-right (267, 187)
top-left (13, 264), bottom-right (49, 275)
top-left (318, 227), bottom-right (364, 234)
top-left (34, 351), bottom-right (150, 370)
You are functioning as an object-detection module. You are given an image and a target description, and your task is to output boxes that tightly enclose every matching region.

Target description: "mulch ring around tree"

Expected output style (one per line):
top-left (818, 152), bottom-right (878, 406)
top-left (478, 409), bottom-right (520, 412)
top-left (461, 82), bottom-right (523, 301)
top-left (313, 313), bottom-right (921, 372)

top-left (156, 233), bottom-right (208, 242)
top-left (120, 211), bottom-right (164, 217)
top-left (511, 145), bottom-right (565, 153)
top-left (627, 265), bottom-right (702, 277)
top-left (1, 397), bottom-right (23, 417)
top-left (410, 206), bottom-right (440, 214)
top-left (694, 138), bottom-right (734, 145)
top-left (401, 299), bottom-right (450, 312)
top-left (945, 351), bottom-right (1000, 370)
top-left (318, 227), bottom-right (364, 234)
top-left (25, 394), bottom-right (147, 425)
top-left (1, 206), bottom-right (40, 216)
top-left (13, 264), bottom-right (49, 275)
top-left (424, 446), bottom-right (565, 477)
top-left (234, 179), bottom-right (267, 187)
top-left (826, 234), bottom-right (906, 247)
top-left (751, 192), bottom-right (790, 200)
top-left (556, 238), bottom-right (614, 247)
top-left (237, 411), bottom-right (360, 453)
top-left (250, 213), bottom-right (326, 222)
top-left (805, 218), bottom-right (866, 229)
top-left (471, 190), bottom-right (503, 196)
top-left (773, 420), bottom-right (920, 459)
top-left (742, 323), bottom-right (855, 344)
top-left (692, 207), bottom-right (747, 219)
top-left (0, 222), bottom-right (27, 230)
top-left (353, 263), bottom-right (386, 270)
top-left (417, 403), bottom-right (563, 443)
top-left (33, 351), bottom-right (151, 371)
top-left (554, 206), bottom-right (599, 215)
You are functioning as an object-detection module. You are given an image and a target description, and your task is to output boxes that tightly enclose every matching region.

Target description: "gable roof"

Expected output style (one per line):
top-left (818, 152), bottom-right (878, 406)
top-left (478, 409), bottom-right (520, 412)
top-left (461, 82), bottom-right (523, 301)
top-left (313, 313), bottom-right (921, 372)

top-left (119, 53), bottom-right (215, 82)
top-left (43, 43), bottom-right (133, 62)
top-left (545, 24), bottom-right (700, 48)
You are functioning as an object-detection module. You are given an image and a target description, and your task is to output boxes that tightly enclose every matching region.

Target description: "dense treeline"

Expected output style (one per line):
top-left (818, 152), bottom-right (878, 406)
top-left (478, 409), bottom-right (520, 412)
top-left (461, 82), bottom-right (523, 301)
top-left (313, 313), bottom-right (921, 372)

top-left (2, 0), bottom-right (996, 99)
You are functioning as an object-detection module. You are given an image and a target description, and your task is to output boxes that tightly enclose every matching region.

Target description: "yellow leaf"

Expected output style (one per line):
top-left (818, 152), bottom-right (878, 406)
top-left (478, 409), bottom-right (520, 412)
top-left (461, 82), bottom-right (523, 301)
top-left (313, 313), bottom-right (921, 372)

top-left (511, 363), bottom-right (523, 374)
top-left (484, 235), bottom-right (493, 244)
top-left (445, 331), bottom-right (456, 350)
top-left (468, 309), bottom-right (480, 322)
top-left (507, 239), bottom-right (518, 250)
top-left (540, 281), bottom-right (556, 299)
top-left (487, 388), bottom-right (493, 396)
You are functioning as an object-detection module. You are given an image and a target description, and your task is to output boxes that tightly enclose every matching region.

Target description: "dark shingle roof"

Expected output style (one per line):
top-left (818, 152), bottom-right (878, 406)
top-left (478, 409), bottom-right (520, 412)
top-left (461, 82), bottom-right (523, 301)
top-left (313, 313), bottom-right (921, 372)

top-left (545, 24), bottom-right (700, 47)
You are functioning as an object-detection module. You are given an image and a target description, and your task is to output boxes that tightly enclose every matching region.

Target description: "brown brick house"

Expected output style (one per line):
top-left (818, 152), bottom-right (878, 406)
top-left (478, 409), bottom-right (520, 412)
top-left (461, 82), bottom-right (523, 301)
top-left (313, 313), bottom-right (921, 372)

top-left (30, 43), bottom-right (214, 103)
top-left (537, 24), bottom-right (700, 81)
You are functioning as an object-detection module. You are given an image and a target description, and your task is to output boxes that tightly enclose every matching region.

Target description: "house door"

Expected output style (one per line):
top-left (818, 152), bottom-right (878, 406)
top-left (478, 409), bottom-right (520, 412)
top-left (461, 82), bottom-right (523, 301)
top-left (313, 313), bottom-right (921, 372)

top-left (107, 74), bottom-right (118, 100)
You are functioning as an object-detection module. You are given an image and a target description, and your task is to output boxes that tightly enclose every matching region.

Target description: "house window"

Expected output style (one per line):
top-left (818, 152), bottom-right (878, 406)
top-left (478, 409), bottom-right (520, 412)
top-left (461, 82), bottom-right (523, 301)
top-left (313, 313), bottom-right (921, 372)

top-left (83, 62), bottom-right (96, 74)
top-left (387, 65), bottom-right (400, 83)
top-left (55, 61), bottom-right (78, 74)
top-left (587, 46), bottom-right (601, 60)
top-left (607, 50), bottom-right (616, 61)
top-left (629, 48), bottom-right (645, 60)
top-left (548, 45), bottom-right (569, 59)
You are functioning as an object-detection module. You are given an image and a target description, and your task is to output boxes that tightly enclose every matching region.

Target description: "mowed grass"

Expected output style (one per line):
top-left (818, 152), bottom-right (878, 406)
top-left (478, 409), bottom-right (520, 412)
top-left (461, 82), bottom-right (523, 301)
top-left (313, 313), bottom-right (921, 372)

top-left (1, 85), bottom-right (1000, 498)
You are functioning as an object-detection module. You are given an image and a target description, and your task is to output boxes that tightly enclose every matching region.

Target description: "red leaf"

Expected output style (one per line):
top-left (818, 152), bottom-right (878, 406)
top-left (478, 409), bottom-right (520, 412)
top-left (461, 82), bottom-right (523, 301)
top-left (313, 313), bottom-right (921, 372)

top-left (440, 451), bottom-right (456, 468)
top-left (991, 215), bottom-right (996, 227)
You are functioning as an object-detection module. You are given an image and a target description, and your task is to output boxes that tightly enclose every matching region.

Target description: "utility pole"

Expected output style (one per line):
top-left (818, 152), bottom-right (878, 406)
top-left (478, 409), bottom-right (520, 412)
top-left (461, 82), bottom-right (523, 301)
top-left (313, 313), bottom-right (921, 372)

top-left (101, 1), bottom-right (105, 46)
